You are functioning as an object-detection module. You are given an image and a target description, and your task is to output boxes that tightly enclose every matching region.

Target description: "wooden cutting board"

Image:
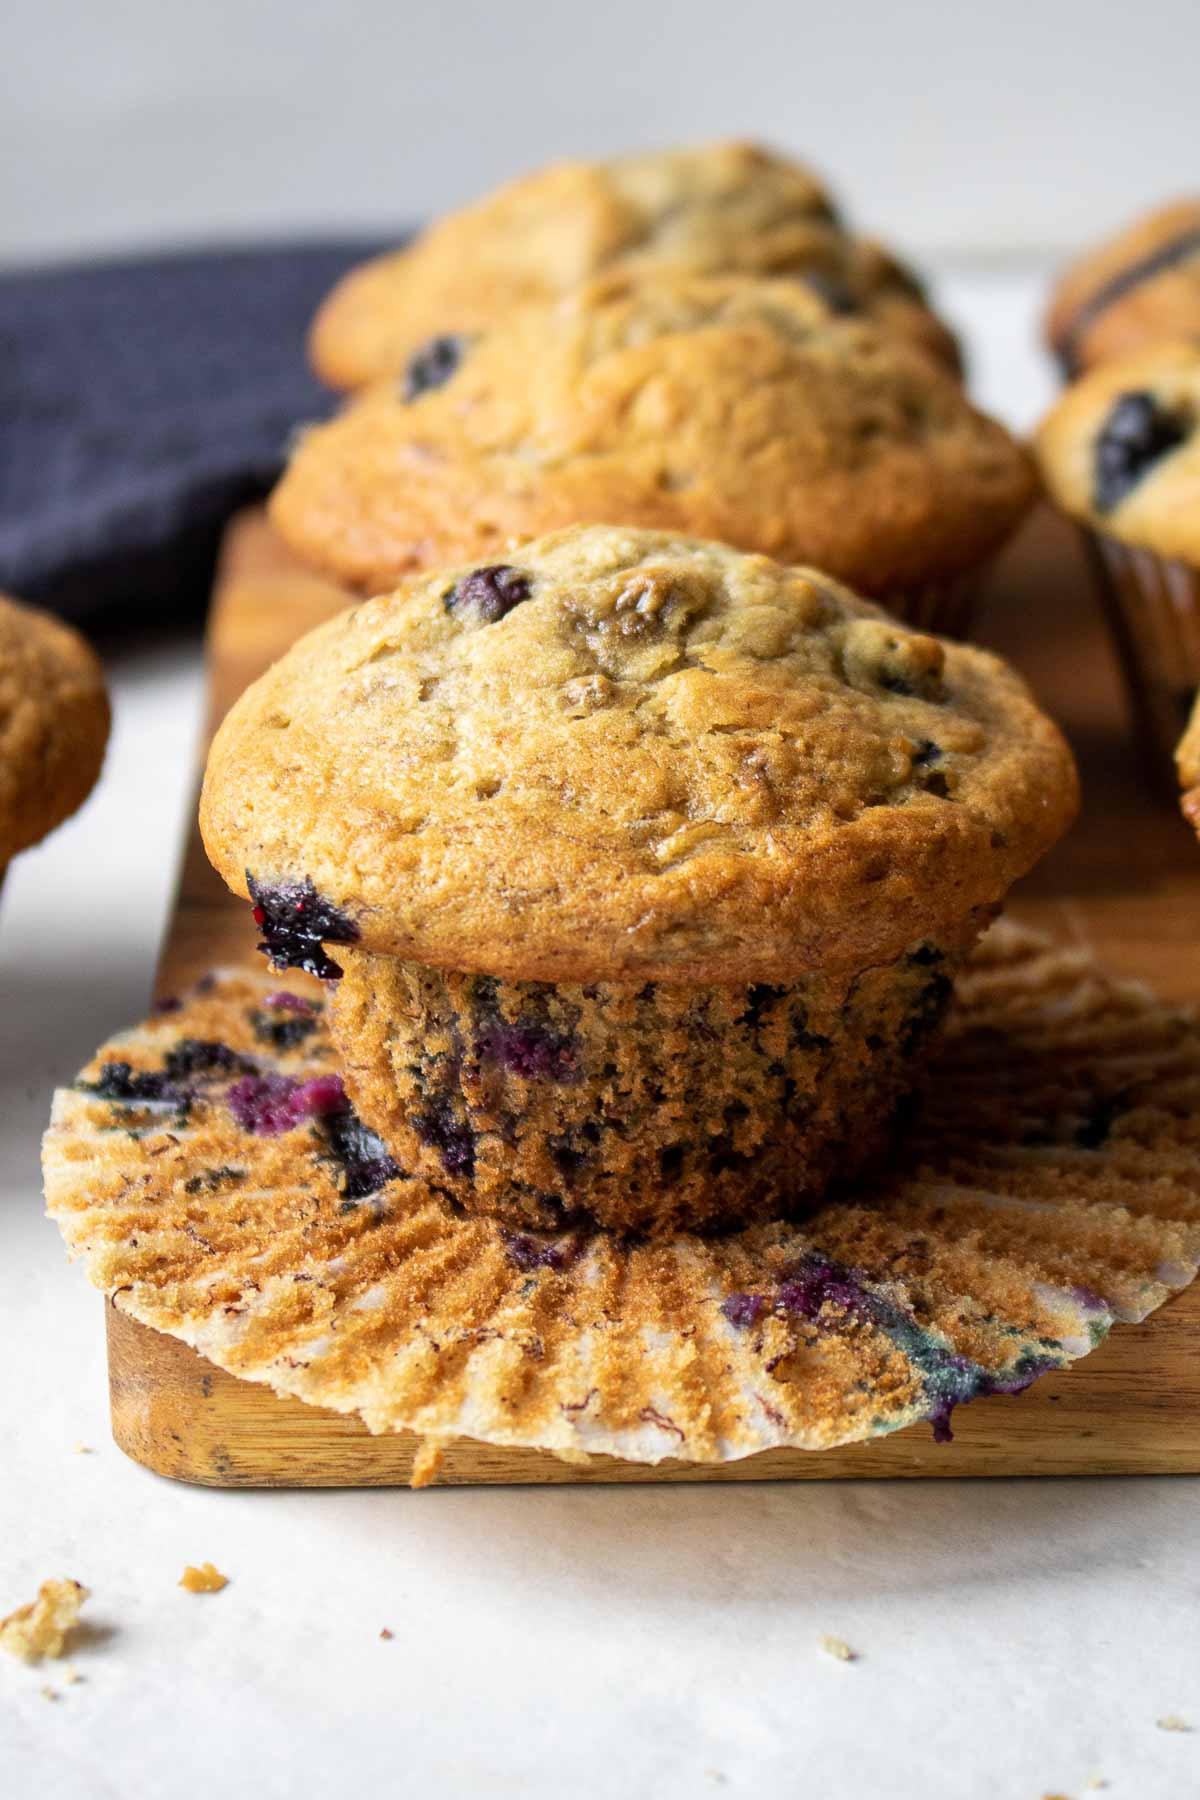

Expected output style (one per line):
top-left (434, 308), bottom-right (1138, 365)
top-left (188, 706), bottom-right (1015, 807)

top-left (106, 507), bottom-right (1200, 1486)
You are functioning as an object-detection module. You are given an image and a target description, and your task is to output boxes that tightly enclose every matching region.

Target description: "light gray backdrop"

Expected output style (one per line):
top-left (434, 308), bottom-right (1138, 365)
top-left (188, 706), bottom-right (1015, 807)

top-left (4, 0), bottom-right (1196, 264)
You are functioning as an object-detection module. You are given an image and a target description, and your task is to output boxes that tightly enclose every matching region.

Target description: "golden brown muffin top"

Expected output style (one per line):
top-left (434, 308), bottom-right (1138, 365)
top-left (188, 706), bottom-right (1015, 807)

top-left (201, 526), bottom-right (1077, 984)
top-left (0, 594), bottom-right (110, 864)
top-left (275, 274), bottom-right (1029, 601)
top-left (309, 139), bottom-right (958, 388)
top-left (1046, 197), bottom-right (1200, 375)
top-left (1034, 339), bottom-right (1200, 559)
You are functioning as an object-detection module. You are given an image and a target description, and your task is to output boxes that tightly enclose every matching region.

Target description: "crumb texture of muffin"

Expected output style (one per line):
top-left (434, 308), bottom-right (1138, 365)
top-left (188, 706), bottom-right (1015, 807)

top-left (202, 527), bottom-right (1076, 1233)
top-left (333, 928), bottom-right (982, 1235)
top-left (309, 139), bottom-right (958, 389)
top-left (1046, 197), bottom-right (1200, 375)
top-left (0, 594), bottom-right (110, 866)
top-left (276, 276), bottom-right (1029, 601)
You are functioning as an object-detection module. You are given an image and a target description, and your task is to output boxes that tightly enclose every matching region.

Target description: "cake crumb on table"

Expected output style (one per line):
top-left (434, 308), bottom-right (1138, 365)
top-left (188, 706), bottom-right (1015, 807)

top-left (379, 1628), bottom-right (394, 1641)
top-left (1157, 1714), bottom-right (1193, 1732)
top-left (0, 1579), bottom-right (89, 1663)
top-left (179, 1563), bottom-right (228, 1594)
top-left (71, 1442), bottom-right (92, 1455)
top-left (819, 1634), bottom-right (858, 1662)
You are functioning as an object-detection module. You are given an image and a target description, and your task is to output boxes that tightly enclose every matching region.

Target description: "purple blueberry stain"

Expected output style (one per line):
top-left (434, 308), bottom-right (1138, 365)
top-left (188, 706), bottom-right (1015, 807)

top-left (443, 565), bottom-right (531, 625)
top-left (502, 1231), bottom-right (582, 1274)
top-left (227, 1071), bottom-right (349, 1137)
top-left (720, 1292), bottom-right (768, 1330)
top-left (247, 874), bottom-right (358, 981)
top-left (413, 1095), bottom-right (476, 1177)
top-left (738, 1251), bottom-right (1067, 1442)
top-left (476, 1018), bottom-right (577, 1082)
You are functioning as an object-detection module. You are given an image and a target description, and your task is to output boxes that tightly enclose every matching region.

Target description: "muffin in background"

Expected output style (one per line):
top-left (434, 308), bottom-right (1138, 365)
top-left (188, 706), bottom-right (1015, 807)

top-left (200, 526), bottom-right (1078, 1237)
top-left (1178, 695), bottom-right (1200, 834)
top-left (0, 594), bottom-right (110, 888)
top-left (277, 275), bottom-right (1031, 635)
top-left (309, 139), bottom-right (961, 389)
top-left (1045, 198), bottom-right (1200, 376)
top-left (1035, 339), bottom-right (1200, 791)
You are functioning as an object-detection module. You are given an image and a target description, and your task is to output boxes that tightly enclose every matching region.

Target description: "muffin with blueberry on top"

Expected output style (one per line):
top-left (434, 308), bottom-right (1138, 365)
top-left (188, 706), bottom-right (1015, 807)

top-left (310, 138), bottom-right (960, 391)
top-left (0, 593), bottom-right (110, 891)
top-left (200, 525), bottom-right (1077, 1238)
top-left (1035, 339), bottom-right (1200, 790)
top-left (276, 274), bottom-right (1029, 637)
top-left (1045, 198), bottom-right (1200, 377)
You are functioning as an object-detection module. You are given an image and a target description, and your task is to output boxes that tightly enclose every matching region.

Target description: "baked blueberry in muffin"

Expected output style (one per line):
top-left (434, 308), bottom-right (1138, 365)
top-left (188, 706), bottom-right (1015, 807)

top-left (201, 526), bottom-right (1077, 1236)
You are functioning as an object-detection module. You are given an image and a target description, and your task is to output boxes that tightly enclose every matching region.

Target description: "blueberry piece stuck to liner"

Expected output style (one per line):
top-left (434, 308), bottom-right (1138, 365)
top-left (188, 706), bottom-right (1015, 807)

top-left (83, 1061), bottom-right (181, 1104)
top-left (1094, 390), bottom-right (1188, 512)
top-left (247, 875), bottom-right (358, 981)
top-left (401, 333), bottom-right (468, 402)
top-left (318, 1106), bottom-right (400, 1199)
top-left (443, 565), bottom-right (531, 625)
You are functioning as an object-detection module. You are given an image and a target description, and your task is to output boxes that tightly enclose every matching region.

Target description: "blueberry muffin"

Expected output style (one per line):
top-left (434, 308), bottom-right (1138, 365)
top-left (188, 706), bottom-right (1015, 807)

top-left (200, 526), bottom-right (1078, 1237)
top-left (276, 275), bottom-right (1029, 633)
top-left (309, 139), bottom-right (961, 389)
top-left (1046, 198), bottom-right (1200, 376)
top-left (1035, 340), bottom-right (1200, 786)
top-left (0, 594), bottom-right (110, 882)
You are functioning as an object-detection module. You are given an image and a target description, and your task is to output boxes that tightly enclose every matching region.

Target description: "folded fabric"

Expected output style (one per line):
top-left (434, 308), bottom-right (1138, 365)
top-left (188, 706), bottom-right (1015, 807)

top-left (0, 240), bottom-right (390, 619)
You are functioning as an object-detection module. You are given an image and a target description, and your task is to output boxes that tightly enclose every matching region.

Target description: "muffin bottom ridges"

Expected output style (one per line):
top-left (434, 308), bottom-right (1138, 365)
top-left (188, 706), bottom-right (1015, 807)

top-left (331, 922), bottom-right (988, 1237)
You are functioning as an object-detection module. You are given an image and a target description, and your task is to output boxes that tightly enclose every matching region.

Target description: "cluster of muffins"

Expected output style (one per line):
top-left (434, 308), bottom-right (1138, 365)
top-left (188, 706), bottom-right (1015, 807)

top-left (1034, 198), bottom-right (1200, 807)
top-left (0, 594), bottom-right (109, 892)
top-left (202, 139), bottom-right (1080, 1243)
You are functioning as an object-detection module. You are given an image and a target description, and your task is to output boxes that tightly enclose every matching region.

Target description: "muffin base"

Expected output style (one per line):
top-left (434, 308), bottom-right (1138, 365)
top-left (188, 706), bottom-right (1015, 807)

top-left (331, 922), bottom-right (987, 1237)
top-left (1083, 531), bottom-right (1200, 798)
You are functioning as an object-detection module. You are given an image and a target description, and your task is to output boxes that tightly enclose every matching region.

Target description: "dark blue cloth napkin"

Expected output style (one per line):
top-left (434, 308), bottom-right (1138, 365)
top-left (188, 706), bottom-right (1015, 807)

top-left (0, 239), bottom-right (391, 620)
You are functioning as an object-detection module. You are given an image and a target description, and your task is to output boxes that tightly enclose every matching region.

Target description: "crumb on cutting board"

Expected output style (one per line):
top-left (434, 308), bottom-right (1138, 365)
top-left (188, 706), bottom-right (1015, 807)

top-left (0, 1579), bottom-right (89, 1663)
top-left (819, 1634), bottom-right (858, 1662)
top-left (179, 1563), bottom-right (228, 1594)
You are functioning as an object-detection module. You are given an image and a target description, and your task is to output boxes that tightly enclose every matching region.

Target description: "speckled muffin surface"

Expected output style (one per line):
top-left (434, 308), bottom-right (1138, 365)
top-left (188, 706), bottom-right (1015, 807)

top-left (1034, 339), bottom-right (1200, 560)
top-left (1046, 198), bottom-right (1200, 375)
top-left (276, 277), bottom-right (1029, 601)
top-left (0, 594), bottom-right (110, 866)
top-left (309, 139), bottom-right (958, 389)
top-left (201, 525), bottom-right (1077, 988)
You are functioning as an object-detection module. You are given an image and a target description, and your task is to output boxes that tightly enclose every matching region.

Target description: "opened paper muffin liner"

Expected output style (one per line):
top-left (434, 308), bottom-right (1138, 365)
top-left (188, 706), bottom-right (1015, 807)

top-left (42, 923), bottom-right (1200, 1477)
top-left (1082, 531), bottom-right (1200, 794)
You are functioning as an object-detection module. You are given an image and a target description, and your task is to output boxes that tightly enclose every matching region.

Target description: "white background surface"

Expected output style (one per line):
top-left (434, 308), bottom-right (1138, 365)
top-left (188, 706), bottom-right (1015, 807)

top-left (4, 0), bottom-right (1199, 264)
top-left (2, 269), bottom-right (1200, 1798)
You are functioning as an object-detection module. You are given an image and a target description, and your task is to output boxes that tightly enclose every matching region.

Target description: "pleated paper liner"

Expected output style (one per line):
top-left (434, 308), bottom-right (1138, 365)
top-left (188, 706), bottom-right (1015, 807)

top-left (43, 922), bottom-right (1200, 1481)
top-left (1082, 531), bottom-right (1200, 798)
top-left (878, 571), bottom-right (979, 638)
